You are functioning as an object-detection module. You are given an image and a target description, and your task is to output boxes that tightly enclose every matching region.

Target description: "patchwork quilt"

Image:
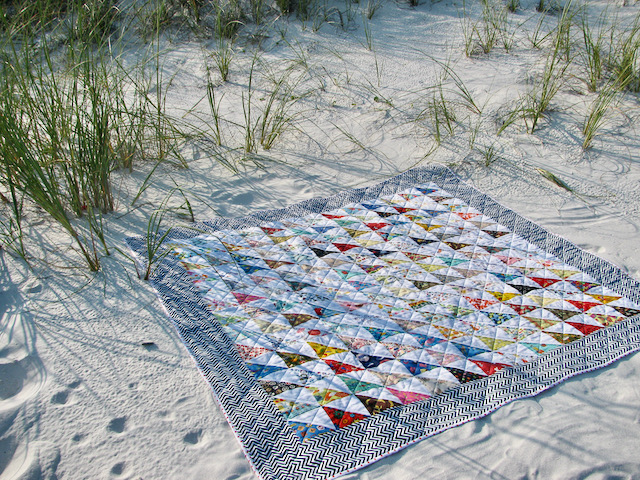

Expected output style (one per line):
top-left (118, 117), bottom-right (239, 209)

top-left (127, 165), bottom-right (640, 480)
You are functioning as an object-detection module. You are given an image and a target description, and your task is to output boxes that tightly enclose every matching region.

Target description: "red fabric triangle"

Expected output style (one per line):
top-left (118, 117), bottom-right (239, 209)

top-left (323, 406), bottom-right (368, 429)
top-left (470, 360), bottom-right (510, 376)
top-left (567, 299), bottom-right (601, 312)
top-left (335, 300), bottom-right (365, 311)
top-left (529, 277), bottom-right (561, 288)
top-left (333, 243), bottom-right (359, 252)
top-left (365, 222), bottom-right (389, 231)
top-left (324, 359), bottom-right (363, 375)
top-left (566, 322), bottom-right (603, 335)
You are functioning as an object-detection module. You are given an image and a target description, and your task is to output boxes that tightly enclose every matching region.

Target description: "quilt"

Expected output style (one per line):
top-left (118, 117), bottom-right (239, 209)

top-left (126, 165), bottom-right (640, 480)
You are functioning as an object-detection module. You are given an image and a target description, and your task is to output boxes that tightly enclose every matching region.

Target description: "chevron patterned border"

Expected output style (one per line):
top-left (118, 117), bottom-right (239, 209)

top-left (126, 165), bottom-right (640, 480)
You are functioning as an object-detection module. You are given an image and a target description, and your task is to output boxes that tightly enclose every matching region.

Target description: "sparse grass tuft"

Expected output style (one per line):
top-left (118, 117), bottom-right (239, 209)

top-left (141, 191), bottom-right (176, 280)
top-left (580, 11), bottom-right (609, 92)
top-left (521, 2), bottom-right (574, 133)
top-left (362, 13), bottom-right (374, 51)
top-left (0, 3), bottom-right (194, 270)
top-left (461, 0), bottom-right (515, 56)
top-left (529, 11), bottom-right (554, 49)
top-left (608, 13), bottom-right (640, 92)
top-left (214, 37), bottom-right (234, 82)
top-left (260, 74), bottom-right (304, 150)
top-left (365, 0), bottom-right (382, 19)
top-left (582, 82), bottom-right (619, 150)
top-left (205, 68), bottom-right (224, 146)
top-left (476, 142), bottom-right (500, 167)
top-left (240, 55), bottom-right (306, 154)
top-left (427, 85), bottom-right (457, 143)
top-left (213, 1), bottom-right (244, 39)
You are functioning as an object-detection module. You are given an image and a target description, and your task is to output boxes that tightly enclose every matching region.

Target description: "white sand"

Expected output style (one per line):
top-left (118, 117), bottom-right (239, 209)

top-left (2, 0), bottom-right (640, 478)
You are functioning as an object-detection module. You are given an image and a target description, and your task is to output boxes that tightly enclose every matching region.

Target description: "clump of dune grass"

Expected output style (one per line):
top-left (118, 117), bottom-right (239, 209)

top-left (260, 68), bottom-right (306, 150)
top-left (241, 55), bottom-right (308, 155)
top-left (214, 36), bottom-right (234, 82)
top-left (580, 10), bottom-right (610, 92)
top-left (242, 56), bottom-right (258, 154)
top-left (608, 12), bottom-right (640, 92)
top-left (205, 68), bottom-right (224, 146)
top-left (0, 5), bottom-right (192, 270)
top-left (461, 0), bottom-right (515, 56)
top-left (139, 0), bottom-right (249, 41)
top-left (476, 142), bottom-right (500, 167)
top-left (0, 80), bottom-right (102, 269)
top-left (0, 43), bottom-right (122, 270)
top-left (582, 82), bottom-right (620, 150)
top-left (520, 2), bottom-right (574, 133)
top-left (1, 0), bottom-right (122, 45)
top-left (426, 85), bottom-right (457, 144)
top-left (213, 0), bottom-right (244, 38)
top-left (408, 59), bottom-right (484, 152)
top-left (521, 46), bottom-right (568, 133)
top-left (140, 191), bottom-right (175, 280)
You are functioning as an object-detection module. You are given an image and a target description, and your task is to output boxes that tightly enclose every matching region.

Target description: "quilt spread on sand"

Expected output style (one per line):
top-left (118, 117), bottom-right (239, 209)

top-left (127, 166), bottom-right (640, 480)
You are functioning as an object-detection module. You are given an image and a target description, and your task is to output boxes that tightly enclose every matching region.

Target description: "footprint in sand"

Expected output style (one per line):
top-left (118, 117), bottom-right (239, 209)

top-left (50, 379), bottom-right (82, 406)
top-left (107, 417), bottom-right (127, 434)
top-left (50, 390), bottom-right (70, 405)
top-left (229, 192), bottom-right (255, 207)
top-left (183, 429), bottom-right (202, 445)
top-left (110, 461), bottom-right (126, 476)
top-left (68, 380), bottom-right (81, 389)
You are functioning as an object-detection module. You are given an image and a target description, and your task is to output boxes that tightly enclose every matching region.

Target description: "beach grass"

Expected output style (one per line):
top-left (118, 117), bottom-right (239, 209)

top-left (582, 81), bottom-right (619, 150)
top-left (0, 0), bottom-right (194, 269)
top-left (3, 0), bottom-right (640, 272)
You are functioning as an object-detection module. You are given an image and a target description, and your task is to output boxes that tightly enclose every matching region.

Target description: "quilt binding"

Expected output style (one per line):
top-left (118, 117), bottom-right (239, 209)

top-left (126, 165), bottom-right (640, 480)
